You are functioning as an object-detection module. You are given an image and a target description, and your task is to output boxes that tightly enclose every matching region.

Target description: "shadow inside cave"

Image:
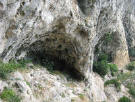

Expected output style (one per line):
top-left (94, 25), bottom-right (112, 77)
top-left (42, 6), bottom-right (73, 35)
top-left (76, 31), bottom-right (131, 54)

top-left (26, 50), bottom-right (84, 81)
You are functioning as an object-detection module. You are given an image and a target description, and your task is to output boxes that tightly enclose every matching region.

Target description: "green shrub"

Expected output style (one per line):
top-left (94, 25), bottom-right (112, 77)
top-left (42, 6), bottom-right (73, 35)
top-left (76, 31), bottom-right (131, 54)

top-left (17, 59), bottom-right (32, 68)
top-left (127, 61), bottom-right (135, 71)
top-left (103, 32), bottom-right (113, 45)
top-left (117, 72), bottom-right (133, 83)
top-left (109, 64), bottom-right (118, 76)
top-left (104, 79), bottom-right (121, 90)
top-left (0, 88), bottom-right (21, 102)
top-left (129, 47), bottom-right (135, 57)
top-left (93, 53), bottom-right (117, 77)
top-left (95, 46), bottom-right (99, 53)
top-left (127, 82), bottom-right (134, 89)
top-left (0, 60), bottom-right (30, 79)
top-left (129, 87), bottom-right (135, 98)
top-left (93, 60), bottom-right (109, 77)
top-left (0, 61), bottom-right (20, 79)
top-left (98, 53), bottom-right (108, 61)
top-left (118, 96), bottom-right (131, 102)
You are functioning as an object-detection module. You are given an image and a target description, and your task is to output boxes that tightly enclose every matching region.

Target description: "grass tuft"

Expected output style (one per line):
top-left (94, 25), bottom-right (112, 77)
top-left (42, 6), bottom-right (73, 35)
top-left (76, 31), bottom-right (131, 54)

top-left (104, 79), bottom-right (121, 90)
top-left (129, 87), bottom-right (135, 98)
top-left (0, 59), bottom-right (31, 80)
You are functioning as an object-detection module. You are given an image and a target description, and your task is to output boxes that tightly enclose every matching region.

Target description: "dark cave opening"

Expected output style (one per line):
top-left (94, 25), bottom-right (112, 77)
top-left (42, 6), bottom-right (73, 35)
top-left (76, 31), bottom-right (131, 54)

top-left (27, 50), bottom-right (84, 81)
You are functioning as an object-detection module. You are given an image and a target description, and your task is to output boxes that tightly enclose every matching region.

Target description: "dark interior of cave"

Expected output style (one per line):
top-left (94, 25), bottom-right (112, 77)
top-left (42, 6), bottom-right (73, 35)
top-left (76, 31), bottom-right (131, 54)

top-left (27, 50), bottom-right (84, 81)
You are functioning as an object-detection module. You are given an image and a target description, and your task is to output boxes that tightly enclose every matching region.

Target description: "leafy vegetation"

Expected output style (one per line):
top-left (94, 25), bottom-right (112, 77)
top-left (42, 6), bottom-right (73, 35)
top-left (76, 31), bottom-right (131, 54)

top-left (103, 32), bottom-right (113, 45)
top-left (129, 47), bottom-right (135, 57)
top-left (17, 59), bottom-right (32, 68)
top-left (0, 88), bottom-right (21, 102)
top-left (126, 61), bottom-right (135, 71)
top-left (93, 53), bottom-right (118, 77)
top-left (128, 87), bottom-right (135, 98)
top-left (109, 63), bottom-right (118, 76)
top-left (104, 79), bottom-right (121, 90)
top-left (118, 96), bottom-right (131, 102)
top-left (93, 53), bottom-right (109, 77)
top-left (0, 59), bottom-right (31, 79)
top-left (0, 61), bottom-right (20, 79)
top-left (98, 53), bottom-right (108, 61)
top-left (93, 60), bottom-right (109, 77)
top-left (117, 72), bottom-right (135, 83)
top-left (112, 71), bottom-right (135, 99)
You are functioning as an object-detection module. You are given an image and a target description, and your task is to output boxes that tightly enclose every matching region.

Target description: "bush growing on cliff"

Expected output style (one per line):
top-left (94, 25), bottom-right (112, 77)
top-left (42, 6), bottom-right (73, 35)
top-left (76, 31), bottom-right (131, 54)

top-left (118, 96), bottom-right (131, 102)
top-left (129, 87), bottom-right (135, 98)
top-left (0, 88), bottom-right (21, 102)
top-left (104, 79), bottom-right (121, 90)
top-left (127, 61), bottom-right (135, 71)
top-left (0, 61), bottom-right (20, 79)
top-left (103, 32), bottom-right (113, 45)
top-left (109, 63), bottom-right (118, 76)
top-left (94, 53), bottom-right (118, 77)
top-left (0, 59), bottom-right (30, 79)
top-left (98, 53), bottom-right (108, 61)
top-left (93, 53), bottom-right (118, 77)
top-left (93, 60), bottom-right (109, 77)
top-left (93, 53), bottom-right (109, 77)
top-left (129, 47), bottom-right (135, 57)
top-left (116, 71), bottom-right (135, 99)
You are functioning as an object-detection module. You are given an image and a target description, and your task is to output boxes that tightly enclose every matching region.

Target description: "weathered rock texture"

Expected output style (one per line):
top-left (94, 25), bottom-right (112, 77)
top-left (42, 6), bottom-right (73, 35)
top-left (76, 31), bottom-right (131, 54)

top-left (0, 0), bottom-right (135, 101)
top-left (0, 0), bottom-right (135, 77)
top-left (0, 68), bottom-right (92, 102)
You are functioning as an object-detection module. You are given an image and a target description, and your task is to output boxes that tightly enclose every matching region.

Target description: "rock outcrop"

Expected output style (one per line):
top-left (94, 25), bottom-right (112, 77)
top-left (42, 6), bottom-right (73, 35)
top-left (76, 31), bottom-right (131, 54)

top-left (0, 68), bottom-right (92, 102)
top-left (0, 0), bottom-right (135, 101)
top-left (0, 0), bottom-right (135, 77)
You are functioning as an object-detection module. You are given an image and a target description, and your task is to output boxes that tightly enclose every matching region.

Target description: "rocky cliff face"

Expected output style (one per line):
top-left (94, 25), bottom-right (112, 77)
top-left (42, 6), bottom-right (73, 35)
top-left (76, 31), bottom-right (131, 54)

top-left (0, 0), bottom-right (135, 77)
top-left (0, 0), bottom-right (135, 102)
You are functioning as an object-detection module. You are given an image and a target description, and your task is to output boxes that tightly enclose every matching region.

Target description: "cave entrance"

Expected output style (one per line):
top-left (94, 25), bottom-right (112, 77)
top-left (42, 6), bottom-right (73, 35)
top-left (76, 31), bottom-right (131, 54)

top-left (19, 32), bottom-right (85, 81)
top-left (27, 50), bottom-right (84, 81)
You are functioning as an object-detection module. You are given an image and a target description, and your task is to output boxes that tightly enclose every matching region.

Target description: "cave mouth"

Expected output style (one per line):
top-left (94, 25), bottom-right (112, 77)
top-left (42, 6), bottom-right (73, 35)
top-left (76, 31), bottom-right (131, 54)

top-left (27, 50), bottom-right (84, 81)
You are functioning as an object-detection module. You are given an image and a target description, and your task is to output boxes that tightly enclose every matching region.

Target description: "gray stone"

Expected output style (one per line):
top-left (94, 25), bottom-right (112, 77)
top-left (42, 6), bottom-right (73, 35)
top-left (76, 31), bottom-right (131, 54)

top-left (0, 0), bottom-right (134, 78)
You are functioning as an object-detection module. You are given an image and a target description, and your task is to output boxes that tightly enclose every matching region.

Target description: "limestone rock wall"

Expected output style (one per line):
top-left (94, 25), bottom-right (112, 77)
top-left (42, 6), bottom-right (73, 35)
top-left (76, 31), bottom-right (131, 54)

top-left (0, 0), bottom-right (135, 77)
